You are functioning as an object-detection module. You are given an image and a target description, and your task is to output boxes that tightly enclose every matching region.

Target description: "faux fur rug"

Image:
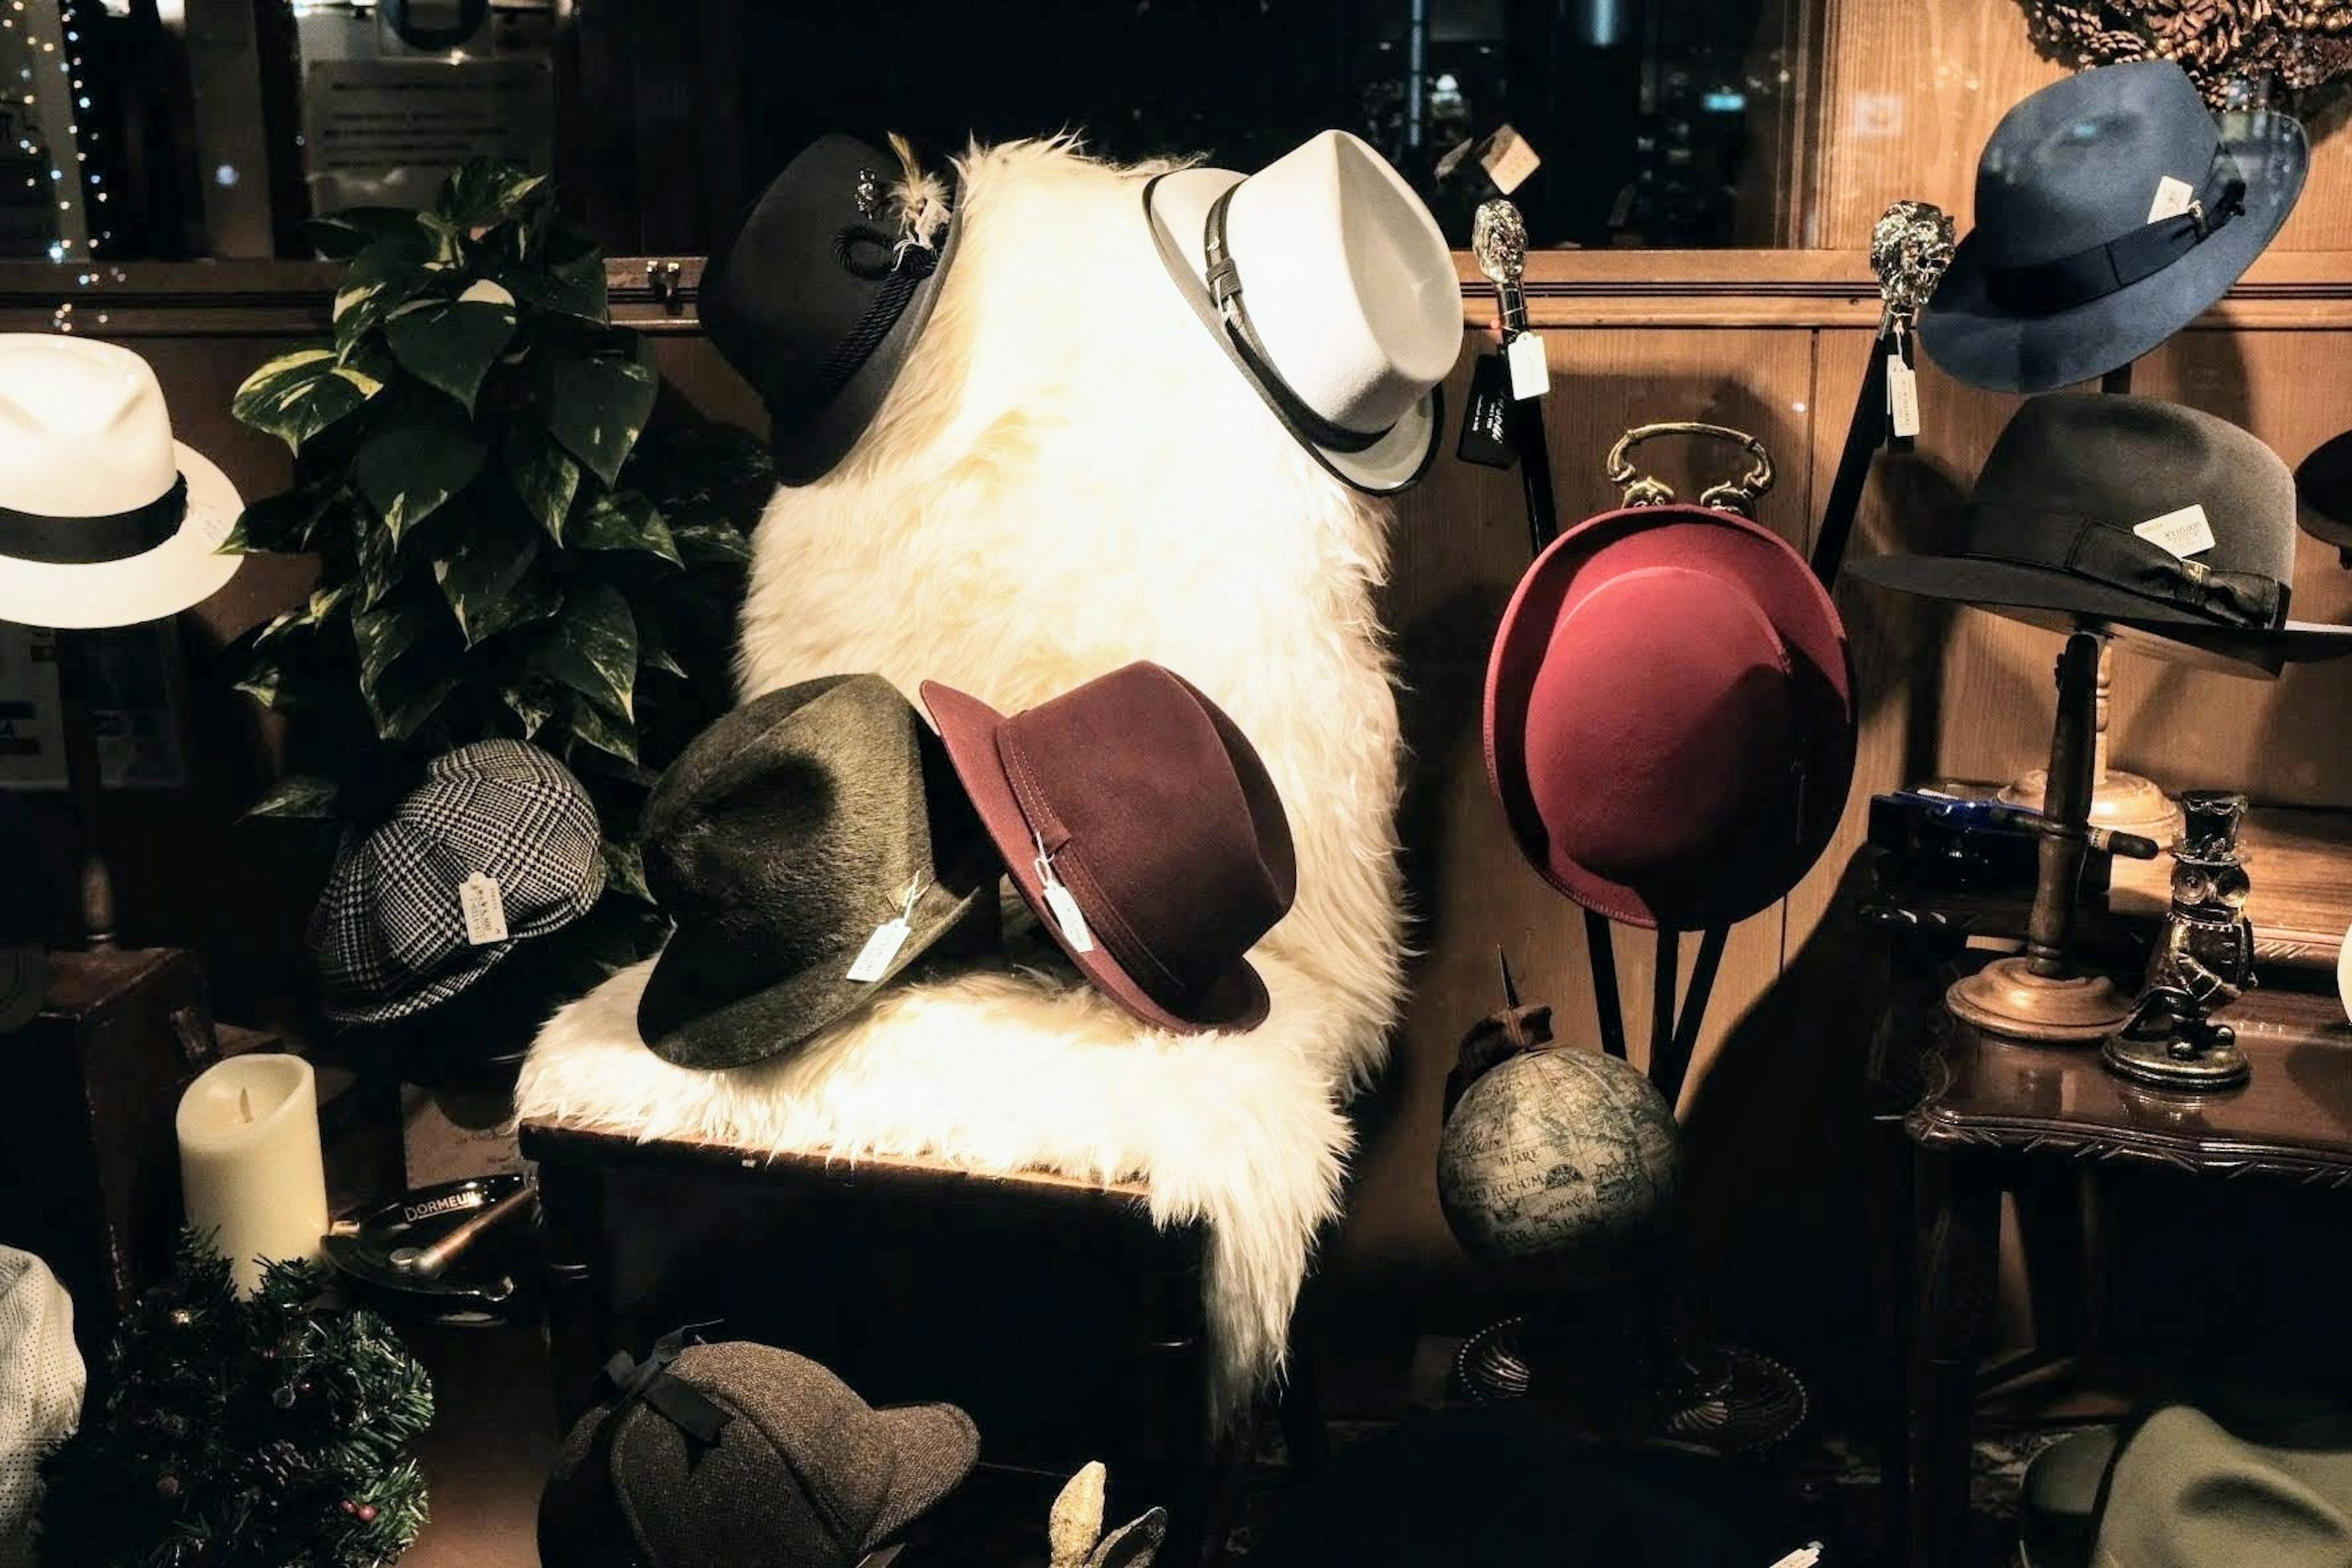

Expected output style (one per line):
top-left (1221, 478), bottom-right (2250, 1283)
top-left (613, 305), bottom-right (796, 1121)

top-left (518, 138), bottom-right (1415, 1419)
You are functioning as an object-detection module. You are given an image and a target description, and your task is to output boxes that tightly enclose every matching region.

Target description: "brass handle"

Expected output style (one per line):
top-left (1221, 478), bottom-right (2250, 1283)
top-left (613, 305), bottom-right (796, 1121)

top-left (1603, 422), bottom-right (1776, 518)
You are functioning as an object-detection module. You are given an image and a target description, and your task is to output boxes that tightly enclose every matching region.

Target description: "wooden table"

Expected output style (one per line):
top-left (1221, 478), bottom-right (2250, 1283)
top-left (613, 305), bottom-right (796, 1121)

top-left (1898, 987), bottom-right (2352, 1568)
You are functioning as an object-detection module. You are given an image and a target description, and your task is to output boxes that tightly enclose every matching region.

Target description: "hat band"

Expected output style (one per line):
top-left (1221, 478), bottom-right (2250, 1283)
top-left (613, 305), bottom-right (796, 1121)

top-left (781, 230), bottom-right (943, 417)
top-left (0, 473), bottom-right (187, 565)
top-left (1200, 186), bottom-right (1384, 456)
top-left (1984, 150), bottom-right (2247, 315)
top-left (1988, 513), bottom-right (2282, 628)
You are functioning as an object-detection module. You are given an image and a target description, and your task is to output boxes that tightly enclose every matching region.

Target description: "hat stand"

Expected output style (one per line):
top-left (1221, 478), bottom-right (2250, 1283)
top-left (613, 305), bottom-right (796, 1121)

top-left (1992, 360), bottom-right (2185, 845)
top-left (55, 628), bottom-right (117, 949)
top-left (1946, 628), bottom-right (2136, 1040)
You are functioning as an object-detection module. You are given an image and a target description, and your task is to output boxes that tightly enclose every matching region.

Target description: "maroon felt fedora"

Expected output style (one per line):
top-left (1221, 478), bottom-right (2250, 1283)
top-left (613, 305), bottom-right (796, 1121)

top-left (922, 663), bottom-right (1297, 1034)
top-left (1484, 507), bottom-right (1855, 930)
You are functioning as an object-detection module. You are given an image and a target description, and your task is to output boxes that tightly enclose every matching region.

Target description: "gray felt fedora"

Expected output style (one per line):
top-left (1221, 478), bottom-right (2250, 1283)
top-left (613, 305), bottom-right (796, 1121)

top-left (1850, 394), bottom-right (2352, 675)
top-left (636, 674), bottom-right (1000, 1071)
top-left (1923, 60), bottom-right (2305, 394)
top-left (540, 1334), bottom-right (981, 1568)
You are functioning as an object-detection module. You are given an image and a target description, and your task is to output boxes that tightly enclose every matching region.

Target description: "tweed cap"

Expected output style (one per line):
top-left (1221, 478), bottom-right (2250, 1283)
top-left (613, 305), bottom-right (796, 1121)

top-left (309, 739), bottom-right (603, 1025)
top-left (540, 1339), bottom-right (980, 1568)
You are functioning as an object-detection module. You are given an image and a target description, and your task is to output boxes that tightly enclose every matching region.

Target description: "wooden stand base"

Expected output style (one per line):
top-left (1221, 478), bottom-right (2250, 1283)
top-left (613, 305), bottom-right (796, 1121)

top-left (1998, 766), bottom-right (2183, 846)
top-left (1945, 957), bottom-right (2134, 1043)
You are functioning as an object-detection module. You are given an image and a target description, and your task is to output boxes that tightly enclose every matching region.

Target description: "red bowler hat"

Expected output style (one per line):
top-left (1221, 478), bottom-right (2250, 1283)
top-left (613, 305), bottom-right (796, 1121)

top-left (1484, 506), bottom-right (1855, 930)
top-left (922, 662), bottom-right (1297, 1035)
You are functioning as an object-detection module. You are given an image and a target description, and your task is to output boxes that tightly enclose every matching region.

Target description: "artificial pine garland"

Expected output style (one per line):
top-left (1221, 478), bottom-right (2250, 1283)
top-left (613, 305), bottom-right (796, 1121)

top-left (2021, 0), bottom-right (2352, 105)
top-left (39, 1234), bottom-right (433, 1568)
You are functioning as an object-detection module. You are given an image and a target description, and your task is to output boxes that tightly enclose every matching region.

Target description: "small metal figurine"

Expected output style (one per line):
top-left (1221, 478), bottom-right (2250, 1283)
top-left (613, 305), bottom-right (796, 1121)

top-left (1868, 199), bottom-right (1956, 337)
top-left (2102, 791), bottom-right (2256, 1090)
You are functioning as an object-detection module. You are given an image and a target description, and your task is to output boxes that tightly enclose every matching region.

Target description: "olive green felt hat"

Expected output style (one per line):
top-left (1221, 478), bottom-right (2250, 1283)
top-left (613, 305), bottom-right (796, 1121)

top-left (636, 674), bottom-right (1001, 1069)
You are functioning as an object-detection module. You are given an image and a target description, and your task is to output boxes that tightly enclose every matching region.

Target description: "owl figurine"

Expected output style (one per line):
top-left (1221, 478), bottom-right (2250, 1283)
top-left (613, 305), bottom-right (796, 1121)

top-left (2113, 792), bottom-right (2256, 1076)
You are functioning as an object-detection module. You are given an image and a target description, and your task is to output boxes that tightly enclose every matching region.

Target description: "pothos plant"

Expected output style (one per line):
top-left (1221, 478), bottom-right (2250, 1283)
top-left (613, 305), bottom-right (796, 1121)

top-left (225, 159), bottom-right (767, 991)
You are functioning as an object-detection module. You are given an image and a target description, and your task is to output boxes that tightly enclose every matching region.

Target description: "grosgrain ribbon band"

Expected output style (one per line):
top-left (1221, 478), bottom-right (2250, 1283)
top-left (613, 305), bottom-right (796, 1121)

top-left (1202, 186), bottom-right (1385, 456)
top-left (0, 474), bottom-right (187, 565)
top-left (600, 1327), bottom-right (731, 1446)
top-left (1980, 518), bottom-right (2283, 629)
top-left (1985, 152), bottom-right (2248, 315)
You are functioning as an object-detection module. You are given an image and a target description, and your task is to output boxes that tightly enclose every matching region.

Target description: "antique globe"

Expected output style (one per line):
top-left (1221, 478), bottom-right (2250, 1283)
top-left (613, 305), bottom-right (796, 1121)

top-left (1436, 1045), bottom-right (1681, 1287)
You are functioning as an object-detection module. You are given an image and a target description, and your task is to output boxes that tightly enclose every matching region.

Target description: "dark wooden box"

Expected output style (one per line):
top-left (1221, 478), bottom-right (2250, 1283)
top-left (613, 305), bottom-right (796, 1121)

top-left (1, 947), bottom-right (218, 1364)
top-left (519, 1122), bottom-right (1227, 1561)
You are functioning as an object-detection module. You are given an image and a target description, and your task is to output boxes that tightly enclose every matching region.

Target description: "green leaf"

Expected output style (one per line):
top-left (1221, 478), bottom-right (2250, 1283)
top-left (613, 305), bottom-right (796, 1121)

top-left (353, 416), bottom-right (488, 544)
top-left (437, 158), bottom-right (550, 232)
top-left (501, 677), bottom-right (560, 739)
top-left (350, 595), bottom-right (439, 704)
top-left (567, 489), bottom-right (680, 565)
top-left (355, 504), bottom-right (404, 608)
top-left (538, 337), bottom-right (658, 486)
top-left (599, 836), bottom-right (652, 902)
top-left (539, 582), bottom-right (636, 722)
top-left (244, 774), bottom-right (341, 820)
top-left (497, 224), bottom-right (608, 322)
top-left (502, 426), bottom-right (581, 540)
top-left (232, 346), bottom-right (384, 451)
top-left (434, 523), bottom-right (557, 647)
top-left (385, 280), bottom-right (519, 413)
top-left (670, 519), bottom-right (751, 565)
top-left (305, 206), bottom-right (451, 266)
top-left (219, 486), bottom-right (334, 556)
top-left (562, 687), bottom-right (639, 764)
top-left (233, 655), bottom-right (298, 712)
top-left (371, 674), bottom-right (459, 743)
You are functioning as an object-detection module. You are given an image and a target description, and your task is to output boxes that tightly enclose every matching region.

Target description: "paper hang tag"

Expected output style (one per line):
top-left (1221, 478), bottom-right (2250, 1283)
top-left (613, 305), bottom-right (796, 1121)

top-left (458, 873), bottom-right (508, 946)
top-left (2135, 502), bottom-right (2218, 559)
top-left (1041, 880), bottom-right (1096, 954)
top-left (845, 918), bottom-right (912, 982)
top-left (1766, 1547), bottom-right (1825, 1568)
top-left (2149, 175), bottom-right (2197, 223)
top-left (1457, 353), bottom-right (1518, 469)
top-left (1886, 355), bottom-right (1921, 440)
top-left (1505, 331), bottom-right (1550, 400)
top-left (1479, 124), bottom-right (1542, 196)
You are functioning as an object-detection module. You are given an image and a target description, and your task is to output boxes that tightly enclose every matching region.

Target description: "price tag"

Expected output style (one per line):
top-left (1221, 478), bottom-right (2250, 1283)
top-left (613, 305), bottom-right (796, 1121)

top-left (1041, 881), bottom-right (1095, 953)
top-left (2148, 175), bottom-right (2196, 223)
top-left (458, 873), bottom-right (508, 946)
top-left (845, 917), bottom-right (912, 982)
top-left (1886, 355), bottom-right (1920, 440)
top-left (2135, 502), bottom-right (2217, 559)
top-left (1455, 353), bottom-right (1518, 469)
top-left (1506, 331), bottom-right (1550, 400)
top-left (1479, 124), bottom-right (1541, 196)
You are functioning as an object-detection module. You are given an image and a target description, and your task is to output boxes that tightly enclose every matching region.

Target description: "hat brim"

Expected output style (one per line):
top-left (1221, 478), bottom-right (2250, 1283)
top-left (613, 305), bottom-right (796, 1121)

top-left (637, 875), bottom-right (996, 1070)
top-left (1143, 167), bottom-right (1441, 497)
top-left (0, 442), bottom-right (243, 630)
top-left (1847, 552), bottom-right (2352, 676)
top-left (862, 1401), bottom-right (982, 1550)
top-left (921, 679), bottom-right (1270, 1035)
top-left (2294, 428), bottom-right (2352, 549)
top-left (1484, 507), bottom-right (1855, 930)
top-left (765, 191), bottom-right (963, 488)
top-left (1922, 109), bottom-right (2308, 394)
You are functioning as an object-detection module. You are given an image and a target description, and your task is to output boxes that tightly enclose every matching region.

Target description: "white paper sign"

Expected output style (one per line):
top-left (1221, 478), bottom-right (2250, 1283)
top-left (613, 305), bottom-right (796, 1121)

top-left (458, 873), bottom-right (509, 946)
top-left (2135, 502), bottom-right (2217, 559)
top-left (1887, 356), bottom-right (1921, 439)
top-left (2149, 175), bottom-right (2196, 223)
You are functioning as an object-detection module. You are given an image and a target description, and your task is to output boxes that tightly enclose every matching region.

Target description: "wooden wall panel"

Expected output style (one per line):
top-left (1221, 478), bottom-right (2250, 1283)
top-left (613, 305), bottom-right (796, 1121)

top-left (1341, 322), bottom-right (1817, 1306)
top-left (1809, 1), bottom-right (2352, 251)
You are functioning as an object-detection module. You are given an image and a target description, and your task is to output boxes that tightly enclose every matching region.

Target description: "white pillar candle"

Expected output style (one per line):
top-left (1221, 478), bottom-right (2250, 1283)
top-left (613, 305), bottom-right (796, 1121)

top-left (175, 1054), bottom-right (328, 1296)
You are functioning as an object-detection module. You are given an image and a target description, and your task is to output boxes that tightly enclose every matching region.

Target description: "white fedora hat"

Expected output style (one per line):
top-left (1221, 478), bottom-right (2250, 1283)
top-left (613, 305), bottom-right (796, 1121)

top-left (0, 334), bottom-right (241, 631)
top-left (1145, 129), bottom-right (1460, 494)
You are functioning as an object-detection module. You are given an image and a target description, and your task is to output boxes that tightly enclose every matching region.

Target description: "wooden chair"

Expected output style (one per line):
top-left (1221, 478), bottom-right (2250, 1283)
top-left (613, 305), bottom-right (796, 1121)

top-left (519, 1121), bottom-right (1243, 1564)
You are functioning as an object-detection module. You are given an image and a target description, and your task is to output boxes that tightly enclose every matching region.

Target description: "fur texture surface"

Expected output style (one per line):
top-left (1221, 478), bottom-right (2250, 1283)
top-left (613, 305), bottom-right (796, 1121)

top-left (517, 137), bottom-right (1411, 1417)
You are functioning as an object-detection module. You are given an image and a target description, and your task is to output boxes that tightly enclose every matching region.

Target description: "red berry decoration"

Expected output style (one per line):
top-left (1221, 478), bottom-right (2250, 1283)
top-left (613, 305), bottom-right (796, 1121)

top-left (338, 1499), bottom-right (377, 1525)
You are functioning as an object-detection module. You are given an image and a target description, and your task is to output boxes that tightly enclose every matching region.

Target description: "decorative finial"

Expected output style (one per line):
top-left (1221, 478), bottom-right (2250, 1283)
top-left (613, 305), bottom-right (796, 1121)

top-left (1869, 200), bottom-right (1956, 331)
top-left (1472, 199), bottom-right (1531, 337)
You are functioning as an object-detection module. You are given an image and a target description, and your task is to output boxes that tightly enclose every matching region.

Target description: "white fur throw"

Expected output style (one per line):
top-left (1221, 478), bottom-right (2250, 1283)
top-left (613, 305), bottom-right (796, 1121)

top-left (518, 138), bottom-right (1412, 1419)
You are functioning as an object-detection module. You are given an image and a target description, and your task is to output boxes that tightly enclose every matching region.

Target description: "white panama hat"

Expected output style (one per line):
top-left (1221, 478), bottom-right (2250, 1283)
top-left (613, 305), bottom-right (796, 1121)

top-left (0, 334), bottom-right (241, 631)
top-left (1145, 129), bottom-right (1460, 494)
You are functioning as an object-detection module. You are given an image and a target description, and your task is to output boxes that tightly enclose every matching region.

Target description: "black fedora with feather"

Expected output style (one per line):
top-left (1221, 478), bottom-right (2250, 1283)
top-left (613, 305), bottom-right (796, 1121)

top-left (700, 134), bottom-right (959, 486)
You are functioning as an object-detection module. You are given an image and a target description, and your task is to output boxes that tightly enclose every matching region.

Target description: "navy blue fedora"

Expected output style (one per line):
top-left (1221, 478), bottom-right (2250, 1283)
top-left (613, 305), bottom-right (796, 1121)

top-left (1923, 61), bottom-right (2305, 394)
